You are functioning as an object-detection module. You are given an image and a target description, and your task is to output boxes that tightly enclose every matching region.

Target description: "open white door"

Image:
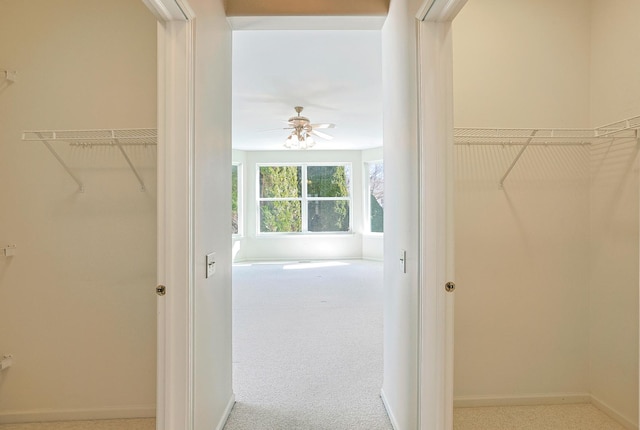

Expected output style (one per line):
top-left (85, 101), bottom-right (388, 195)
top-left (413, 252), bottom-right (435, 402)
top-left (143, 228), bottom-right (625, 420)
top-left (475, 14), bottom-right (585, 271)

top-left (416, 1), bottom-right (467, 429)
top-left (144, 1), bottom-right (195, 429)
top-left (145, 0), bottom-right (234, 429)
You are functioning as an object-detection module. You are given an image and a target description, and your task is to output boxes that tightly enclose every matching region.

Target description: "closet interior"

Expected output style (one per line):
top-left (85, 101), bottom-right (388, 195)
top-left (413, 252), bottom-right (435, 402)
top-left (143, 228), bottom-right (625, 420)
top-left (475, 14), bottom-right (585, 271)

top-left (452, 1), bottom-right (639, 429)
top-left (0, 0), bottom-right (158, 425)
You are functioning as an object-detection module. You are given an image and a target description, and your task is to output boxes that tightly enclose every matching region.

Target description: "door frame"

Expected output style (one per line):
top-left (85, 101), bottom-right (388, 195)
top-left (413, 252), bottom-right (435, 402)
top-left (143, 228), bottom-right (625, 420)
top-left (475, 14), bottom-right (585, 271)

top-left (143, 1), bottom-right (196, 429)
top-left (416, 1), bottom-right (467, 429)
top-left (146, 0), bottom-right (470, 428)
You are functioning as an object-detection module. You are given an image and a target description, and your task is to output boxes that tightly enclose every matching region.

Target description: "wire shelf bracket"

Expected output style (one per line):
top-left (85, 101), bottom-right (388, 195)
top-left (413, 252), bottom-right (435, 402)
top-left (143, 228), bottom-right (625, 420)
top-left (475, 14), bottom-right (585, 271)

top-left (454, 115), bottom-right (640, 188)
top-left (0, 69), bottom-right (16, 82)
top-left (22, 128), bottom-right (157, 192)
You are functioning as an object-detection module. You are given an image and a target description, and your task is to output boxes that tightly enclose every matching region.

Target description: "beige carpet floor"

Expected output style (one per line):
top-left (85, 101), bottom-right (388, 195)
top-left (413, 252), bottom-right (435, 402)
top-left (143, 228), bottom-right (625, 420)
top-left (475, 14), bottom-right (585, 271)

top-left (0, 419), bottom-right (154, 430)
top-left (224, 260), bottom-right (392, 430)
top-left (454, 403), bottom-right (628, 430)
top-left (0, 404), bottom-right (628, 429)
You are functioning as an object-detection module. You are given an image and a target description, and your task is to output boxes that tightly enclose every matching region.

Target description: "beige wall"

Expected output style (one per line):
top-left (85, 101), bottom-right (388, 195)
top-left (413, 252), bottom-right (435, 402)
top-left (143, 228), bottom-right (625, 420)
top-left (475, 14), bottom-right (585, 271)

top-left (453, 0), bottom-right (592, 400)
top-left (225, 0), bottom-right (388, 16)
top-left (590, 0), bottom-right (640, 126)
top-left (589, 0), bottom-right (640, 426)
top-left (453, 0), bottom-right (591, 129)
top-left (0, 0), bottom-right (157, 422)
top-left (454, 1), bottom-right (639, 426)
top-left (453, 144), bottom-right (591, 399)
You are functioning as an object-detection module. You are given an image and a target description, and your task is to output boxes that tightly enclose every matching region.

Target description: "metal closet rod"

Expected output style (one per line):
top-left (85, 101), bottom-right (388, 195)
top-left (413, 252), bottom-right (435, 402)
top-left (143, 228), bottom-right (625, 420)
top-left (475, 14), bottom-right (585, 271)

top-left (22, 128), bottom-right (157, 193)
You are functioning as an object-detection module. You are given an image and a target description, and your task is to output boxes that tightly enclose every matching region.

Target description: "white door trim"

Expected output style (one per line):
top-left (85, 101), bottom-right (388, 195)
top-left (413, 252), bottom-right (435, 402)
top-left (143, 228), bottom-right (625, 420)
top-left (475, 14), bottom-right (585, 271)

top-left (415, 1), bottom-right (467, 429)
top-left (143, 1), bottom-right (196, 429)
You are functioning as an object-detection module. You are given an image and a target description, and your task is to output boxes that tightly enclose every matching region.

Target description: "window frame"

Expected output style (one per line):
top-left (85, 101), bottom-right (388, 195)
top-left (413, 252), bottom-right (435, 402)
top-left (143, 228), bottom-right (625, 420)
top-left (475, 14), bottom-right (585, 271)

top-left (232, 162), bottom-right (243, 237)
top-left (365, 160), bottom-right (384, 234)
top-left (256, 162), bottom-right (353, 235)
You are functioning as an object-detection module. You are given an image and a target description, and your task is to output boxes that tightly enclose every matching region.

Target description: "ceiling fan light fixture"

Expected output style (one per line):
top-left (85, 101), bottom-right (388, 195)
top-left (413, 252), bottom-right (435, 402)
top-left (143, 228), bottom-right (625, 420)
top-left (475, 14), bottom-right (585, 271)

top-left (284, 132), bottom-right (298, 148)
top-left (281, 106), bottom-right (334, 150)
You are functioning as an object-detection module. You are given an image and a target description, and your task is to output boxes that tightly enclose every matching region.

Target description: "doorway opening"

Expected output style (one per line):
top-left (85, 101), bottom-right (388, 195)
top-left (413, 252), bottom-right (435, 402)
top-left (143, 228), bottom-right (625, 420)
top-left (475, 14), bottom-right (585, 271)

top-left (227, 28), bottom-right (389, 428)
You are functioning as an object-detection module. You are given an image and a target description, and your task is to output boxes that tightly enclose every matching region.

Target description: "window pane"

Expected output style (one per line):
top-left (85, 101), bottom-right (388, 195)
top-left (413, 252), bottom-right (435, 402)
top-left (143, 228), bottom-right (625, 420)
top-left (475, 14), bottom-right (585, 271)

top-left (232, 165), bottom-right (238, 234)
top-left (307, 165), bottom-right (350, 197)
top-left (260, 201), bottom-right (302, 233)
top-left (369, 162), bottom-right (384, 233)
top-left (308, 200), bottom-right (350, 232)
top-left (259, 166), bottom-right (302, 198)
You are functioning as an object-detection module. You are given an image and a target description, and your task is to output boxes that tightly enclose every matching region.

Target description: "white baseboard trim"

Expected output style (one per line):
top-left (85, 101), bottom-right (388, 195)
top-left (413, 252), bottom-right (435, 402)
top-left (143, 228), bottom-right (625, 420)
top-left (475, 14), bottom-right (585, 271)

top-left (453, 393), bottom-right (591, 408)
top-left (380, 388), bottom-right (400, 430)
top-left (591, 395), bottom-right (638, 430)
top-left (0, 405), bottom-right (155, 424)
top-left (215, 393), bottom-right (236, 430)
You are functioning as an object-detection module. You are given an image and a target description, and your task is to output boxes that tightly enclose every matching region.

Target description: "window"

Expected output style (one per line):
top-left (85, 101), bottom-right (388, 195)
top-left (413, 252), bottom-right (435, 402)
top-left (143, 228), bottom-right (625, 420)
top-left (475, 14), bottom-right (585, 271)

top-left (366, 161), bottom-right (384, 233)
top-left (258, 164), bottom-right (351, 233)
top-left (232, 163), bottom-right (242, 235)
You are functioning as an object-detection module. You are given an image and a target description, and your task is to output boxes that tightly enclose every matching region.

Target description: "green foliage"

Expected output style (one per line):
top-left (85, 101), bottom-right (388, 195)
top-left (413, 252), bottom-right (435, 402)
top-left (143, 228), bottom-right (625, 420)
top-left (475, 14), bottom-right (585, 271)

top-left (259, 166), bottom-right (302, 232)
top-left (260, 165), bottom-right (351, 233)
top-left (307, 166), bottom-right (350, 232)
top-left (260, 166), bottom-right (301, 198)
top-left (260, 201), bottom-right (302, 232)
top-left (307, 166), bottom-right (349, 197)
top-left (232, 165), bottom-right (238, 234)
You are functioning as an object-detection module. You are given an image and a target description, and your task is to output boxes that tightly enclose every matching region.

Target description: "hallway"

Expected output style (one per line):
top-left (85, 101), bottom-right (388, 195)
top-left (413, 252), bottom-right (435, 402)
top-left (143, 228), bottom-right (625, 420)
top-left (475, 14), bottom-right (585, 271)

top-left (224, 260), bottom-right (391, 430)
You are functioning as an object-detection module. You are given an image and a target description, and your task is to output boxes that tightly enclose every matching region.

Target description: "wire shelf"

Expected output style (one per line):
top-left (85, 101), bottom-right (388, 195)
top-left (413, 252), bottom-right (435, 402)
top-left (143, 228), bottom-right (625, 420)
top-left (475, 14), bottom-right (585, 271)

top-left (22, 128), bottom-right (157, 146)
top-left (453, 115), bottom-right (640, 188)
top-left (23, 128), bottom-right (157, 192)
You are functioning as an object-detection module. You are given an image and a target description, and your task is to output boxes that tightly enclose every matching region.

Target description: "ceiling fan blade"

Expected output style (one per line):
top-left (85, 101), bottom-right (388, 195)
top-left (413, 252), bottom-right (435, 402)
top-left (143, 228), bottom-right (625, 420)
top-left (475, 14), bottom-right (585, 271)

top-left (259, 127), bottom-right (294, 132)
top-left (311, 130), bottom-right (334, 141)
top-left (310, 123), bottom-right (336, 130)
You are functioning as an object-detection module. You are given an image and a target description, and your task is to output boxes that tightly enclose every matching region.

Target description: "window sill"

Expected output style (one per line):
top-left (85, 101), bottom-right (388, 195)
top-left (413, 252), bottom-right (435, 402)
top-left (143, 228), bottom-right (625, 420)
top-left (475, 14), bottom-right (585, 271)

top-left (256, 232), bottom-right (356, 238)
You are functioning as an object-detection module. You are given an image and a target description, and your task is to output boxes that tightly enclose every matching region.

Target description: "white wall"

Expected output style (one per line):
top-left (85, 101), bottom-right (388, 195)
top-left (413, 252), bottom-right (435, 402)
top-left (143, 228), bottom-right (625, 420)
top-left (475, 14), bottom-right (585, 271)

top-left (190, 0), bottom-right (235, 427)
top-left (0, 0), bottom-right (157, 422)
top-left (380, 0), bottom-right (422, 427)
top-left (589, 0), bottom-right (640, 426)
top-left (453, 0), bottom-right (592, 402)
top-left (232, 150), bottom-right (365, 261)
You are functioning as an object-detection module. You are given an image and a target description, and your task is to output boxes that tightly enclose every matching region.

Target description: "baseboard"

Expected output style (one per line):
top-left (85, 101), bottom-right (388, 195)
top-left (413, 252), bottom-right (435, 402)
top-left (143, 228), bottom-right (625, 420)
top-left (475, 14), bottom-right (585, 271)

top-left (362, 256), bottom-right (384, 262)
top-left (380, 388), bottom-right (400, 430)
top-left (591, 395), bottom-right (638, 430)
top-left (453, 393), bottom-right (591, 408)
top-left (215, 393), bottom-right (236, 430)
top-left (0, 405), bottom-right (155, 424)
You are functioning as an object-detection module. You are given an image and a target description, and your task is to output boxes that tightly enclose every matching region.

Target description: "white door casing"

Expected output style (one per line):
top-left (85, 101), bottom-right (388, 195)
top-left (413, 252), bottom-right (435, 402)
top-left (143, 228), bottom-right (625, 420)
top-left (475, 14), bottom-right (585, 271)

top-left (146, 0), bottom-right (469, 429)
top-left (416, 1), bottom-right (467, 429)
top-left (143, 1), bottom-right (196, 429)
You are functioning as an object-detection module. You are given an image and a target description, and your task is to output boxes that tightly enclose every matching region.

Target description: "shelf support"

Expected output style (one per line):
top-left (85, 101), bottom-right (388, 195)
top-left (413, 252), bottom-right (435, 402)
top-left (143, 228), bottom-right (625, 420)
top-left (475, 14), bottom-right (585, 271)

top-left (499, 129), bottom-right (538, 189)
top-left (36, 132), bottom-right (84, 192)
top-left (113, 135), bottom-right (146, 191)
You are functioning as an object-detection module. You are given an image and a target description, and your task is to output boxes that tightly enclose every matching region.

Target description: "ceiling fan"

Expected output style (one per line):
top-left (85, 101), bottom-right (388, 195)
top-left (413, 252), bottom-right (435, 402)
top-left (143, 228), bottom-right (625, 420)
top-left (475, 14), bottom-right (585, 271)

top-left (283, 106), bottom-right (335, 149)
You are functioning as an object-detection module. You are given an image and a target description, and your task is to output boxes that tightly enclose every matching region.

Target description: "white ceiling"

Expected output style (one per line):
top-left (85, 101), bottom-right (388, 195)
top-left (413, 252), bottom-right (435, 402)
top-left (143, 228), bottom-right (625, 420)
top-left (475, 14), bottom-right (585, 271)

top-left (232, 30), bottom-right (383, 151)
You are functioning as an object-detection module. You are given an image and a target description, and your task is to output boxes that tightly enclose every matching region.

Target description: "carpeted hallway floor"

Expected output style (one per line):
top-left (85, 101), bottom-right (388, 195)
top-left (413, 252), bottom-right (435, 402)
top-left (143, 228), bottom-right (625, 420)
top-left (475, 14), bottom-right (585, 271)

top-left (223, 260), bottom-right (392, 430)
